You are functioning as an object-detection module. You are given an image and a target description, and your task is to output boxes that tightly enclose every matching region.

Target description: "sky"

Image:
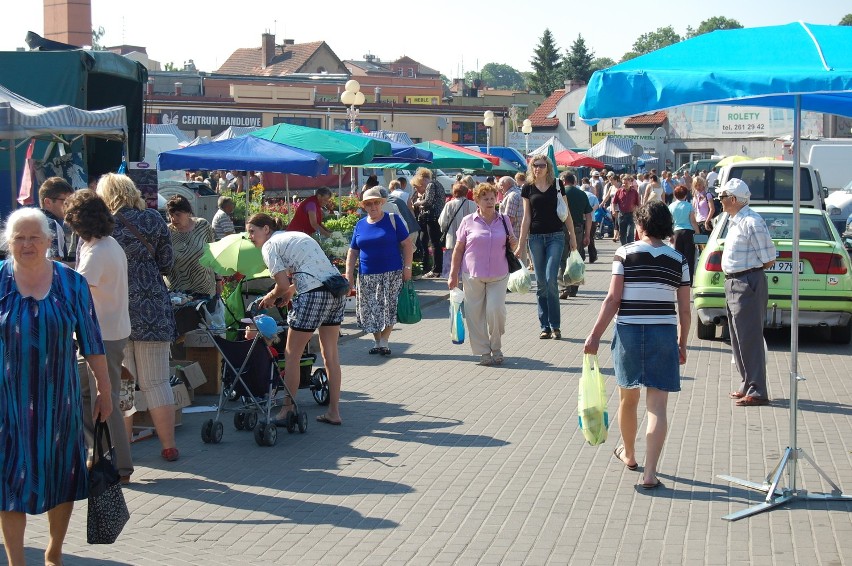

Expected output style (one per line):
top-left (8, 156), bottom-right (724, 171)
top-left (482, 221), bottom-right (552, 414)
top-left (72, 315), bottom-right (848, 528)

top-left (4, 0), bottom-right (850, 79)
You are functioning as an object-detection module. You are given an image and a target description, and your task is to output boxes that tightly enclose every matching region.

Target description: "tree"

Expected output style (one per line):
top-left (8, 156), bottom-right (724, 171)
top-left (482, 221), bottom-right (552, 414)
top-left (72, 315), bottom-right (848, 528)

top-left (631, 26), bottom-right (681, 56)
top-left (91, 26), bottom-right (105, 50)
top-left (688, 16), bottom-right (743, 37)
top-left (562, 34), bottom-right (594, 84)
top-left (840, 14), bottom-right (852, 26)
top-left (528, 29), bottom-right (563, 94)
top-left (164, 62), bottom-right (176, 71)
top-left (590, 57), bottom-right (616, 74)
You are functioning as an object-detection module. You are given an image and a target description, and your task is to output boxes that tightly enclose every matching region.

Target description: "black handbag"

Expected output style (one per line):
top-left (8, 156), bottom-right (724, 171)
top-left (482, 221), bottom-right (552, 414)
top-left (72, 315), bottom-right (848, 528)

top-left (499, 215), bottom-right (522, 273)
top-left (322, 273), bottom-right (351, 298)
top-left (87, 419), bottom-right (130, 544)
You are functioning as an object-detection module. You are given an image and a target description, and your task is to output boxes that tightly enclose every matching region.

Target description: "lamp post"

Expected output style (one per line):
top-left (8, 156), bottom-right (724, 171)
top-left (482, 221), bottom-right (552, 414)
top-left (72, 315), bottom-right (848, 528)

top-left (340, 79), bottom-right (365, 132)
top-left (522, 119), bottom-right (533, 156)
top-left (483, 110), bottom-right (495, 155)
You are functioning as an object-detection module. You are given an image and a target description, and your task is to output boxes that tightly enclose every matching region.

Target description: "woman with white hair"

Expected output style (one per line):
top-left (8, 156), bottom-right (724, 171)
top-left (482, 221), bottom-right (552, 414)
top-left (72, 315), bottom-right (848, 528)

top-left (0, 208), bottom-right (111, 565)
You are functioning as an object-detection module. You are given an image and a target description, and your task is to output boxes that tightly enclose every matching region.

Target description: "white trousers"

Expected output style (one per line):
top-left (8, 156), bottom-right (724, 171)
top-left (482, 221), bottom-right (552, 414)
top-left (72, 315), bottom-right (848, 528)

top-left (462, 273), bottom-right (509, 356)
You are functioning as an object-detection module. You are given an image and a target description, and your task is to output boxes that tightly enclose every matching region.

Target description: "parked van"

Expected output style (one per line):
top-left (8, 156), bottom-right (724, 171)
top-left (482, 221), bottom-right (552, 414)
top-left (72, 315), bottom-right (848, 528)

top-left (142, 133), bottom-right (186, 187)
top-left (677, 158), bottom-right (720, 176)
top-left (716, 160), bottom-right (825, 210)
top-left (806, 144), bottom-right (852, 193)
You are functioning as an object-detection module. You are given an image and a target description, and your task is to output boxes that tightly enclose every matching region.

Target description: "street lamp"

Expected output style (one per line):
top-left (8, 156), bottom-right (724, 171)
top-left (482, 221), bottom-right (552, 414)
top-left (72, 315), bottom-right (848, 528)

top-left (340, 79), bottom-right (365, 132)
top-left (483, 110), bottom-right (495, 154)
top-left (521, 119), bottom-right (533, 156)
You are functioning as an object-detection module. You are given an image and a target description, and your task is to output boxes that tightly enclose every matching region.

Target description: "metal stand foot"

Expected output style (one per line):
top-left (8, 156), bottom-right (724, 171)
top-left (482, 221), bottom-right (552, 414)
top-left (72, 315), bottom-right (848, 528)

top-left (719, 447), bottom-right (852, 521)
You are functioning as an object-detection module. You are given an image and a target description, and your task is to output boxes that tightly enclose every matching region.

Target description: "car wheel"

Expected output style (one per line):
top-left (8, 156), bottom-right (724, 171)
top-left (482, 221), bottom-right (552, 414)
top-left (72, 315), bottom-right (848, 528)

top-left (830, 320), bottom-right (852, 344)
top-left (696, 320), bottom-right (716, 340)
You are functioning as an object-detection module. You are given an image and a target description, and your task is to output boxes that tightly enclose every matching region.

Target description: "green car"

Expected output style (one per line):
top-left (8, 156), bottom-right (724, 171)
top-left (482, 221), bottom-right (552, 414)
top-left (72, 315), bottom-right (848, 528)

top-left (693, 206), bottom-right (852, 344)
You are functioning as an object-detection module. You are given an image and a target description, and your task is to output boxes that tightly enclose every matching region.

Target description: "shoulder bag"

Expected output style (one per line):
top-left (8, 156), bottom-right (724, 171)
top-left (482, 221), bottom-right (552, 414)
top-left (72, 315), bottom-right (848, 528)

top-left (499, 214), bottom-right (522, 273)
top-left (439, 199), bottom-right (467, 248)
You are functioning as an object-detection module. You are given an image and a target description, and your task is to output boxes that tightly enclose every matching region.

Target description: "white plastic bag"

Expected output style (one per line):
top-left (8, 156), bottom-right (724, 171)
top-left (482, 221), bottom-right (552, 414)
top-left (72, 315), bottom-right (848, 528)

top-left (507, 265), bottom-right (532, 294)
top-left (200, 297), bottom-right (227, 337)
top-left (449, 287), bottom-right (465, 345)
top-left (556, 194), bottom-right (568, 223)
top-left (564, 250), bottom-right (586, 285)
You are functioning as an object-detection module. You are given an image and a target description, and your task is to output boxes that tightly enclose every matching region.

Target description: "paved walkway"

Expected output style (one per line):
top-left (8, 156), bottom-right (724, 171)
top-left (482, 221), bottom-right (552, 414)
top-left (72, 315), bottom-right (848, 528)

top-left (20, 239), bottom-right (852, 565)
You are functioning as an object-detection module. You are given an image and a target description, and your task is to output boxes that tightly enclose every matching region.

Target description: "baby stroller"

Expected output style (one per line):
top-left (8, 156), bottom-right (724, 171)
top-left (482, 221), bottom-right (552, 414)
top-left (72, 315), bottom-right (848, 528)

top-left (594, 207), bottom-right (614, 240)
top-left (195, 300), bottom-right (326, 447)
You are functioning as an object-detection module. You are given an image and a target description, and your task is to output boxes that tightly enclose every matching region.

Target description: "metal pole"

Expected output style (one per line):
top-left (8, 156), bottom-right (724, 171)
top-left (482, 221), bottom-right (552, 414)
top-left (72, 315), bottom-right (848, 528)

top-left (789, 94), bottom-right (802, 491)
top-left (486, 127), bottom-right (491, 155)
top-left (9, 139), bottom-right (18, 210)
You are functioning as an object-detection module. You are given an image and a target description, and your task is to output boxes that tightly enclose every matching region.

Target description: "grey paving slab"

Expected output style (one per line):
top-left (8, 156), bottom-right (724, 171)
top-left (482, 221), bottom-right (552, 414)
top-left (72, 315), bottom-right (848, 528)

top-left (12, 238), bottom-right (852, 565)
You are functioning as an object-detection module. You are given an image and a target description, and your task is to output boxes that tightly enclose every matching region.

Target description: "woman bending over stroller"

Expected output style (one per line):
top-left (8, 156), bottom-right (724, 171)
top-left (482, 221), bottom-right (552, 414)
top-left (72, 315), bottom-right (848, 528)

top-left (247, 213), bottom-right (345, 426)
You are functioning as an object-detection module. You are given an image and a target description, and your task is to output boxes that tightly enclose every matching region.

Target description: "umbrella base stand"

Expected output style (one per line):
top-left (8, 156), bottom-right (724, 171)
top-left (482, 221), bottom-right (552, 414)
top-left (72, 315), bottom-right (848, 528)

top-left (719, 447), bottom-right (852, 521)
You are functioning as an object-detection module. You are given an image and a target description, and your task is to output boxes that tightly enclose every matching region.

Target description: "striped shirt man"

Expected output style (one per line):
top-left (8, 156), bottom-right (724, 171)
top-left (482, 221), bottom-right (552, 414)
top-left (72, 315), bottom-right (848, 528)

top-left (614, 241), bottom-right (690, 325)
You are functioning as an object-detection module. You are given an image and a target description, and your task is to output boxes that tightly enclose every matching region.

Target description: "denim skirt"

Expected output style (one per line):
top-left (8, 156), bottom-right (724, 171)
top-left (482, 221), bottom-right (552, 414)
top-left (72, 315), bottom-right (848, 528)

top-left (611, 323), bottom-right (681, 392)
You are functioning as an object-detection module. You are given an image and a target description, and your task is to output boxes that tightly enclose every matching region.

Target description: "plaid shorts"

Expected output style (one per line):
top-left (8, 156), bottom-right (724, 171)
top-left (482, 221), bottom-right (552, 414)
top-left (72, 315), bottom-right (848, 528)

top-left (288, 287), bottom-right (346, 332)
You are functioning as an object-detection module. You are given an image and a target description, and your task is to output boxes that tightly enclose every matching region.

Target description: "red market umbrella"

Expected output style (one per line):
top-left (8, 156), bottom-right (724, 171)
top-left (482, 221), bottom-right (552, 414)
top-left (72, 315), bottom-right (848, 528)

top-left (430, 140), bottom-right (501, 166)
top-left (555, 149), bottom-right (605, 169)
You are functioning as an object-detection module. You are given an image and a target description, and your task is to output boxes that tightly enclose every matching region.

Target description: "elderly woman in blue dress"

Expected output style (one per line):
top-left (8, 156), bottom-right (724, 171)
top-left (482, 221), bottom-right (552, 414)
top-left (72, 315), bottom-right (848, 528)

top-left (0, 208), bottom-right (112, 566)
top-left (346, 187), bottom-right (413, 356)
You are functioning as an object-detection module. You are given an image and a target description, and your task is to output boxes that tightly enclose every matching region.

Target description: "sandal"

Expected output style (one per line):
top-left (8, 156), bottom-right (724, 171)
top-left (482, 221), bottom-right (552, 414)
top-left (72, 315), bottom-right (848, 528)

top-left (613, 446), bottom-right (638, 471)
top-left (539, 329), bottom-right (552, 339)
top-left (552, 328), bottom-right (561, 340)
top-left (369, 346), bottom-right (382, 355)
top-left (161, 448), bottom-right (180, 462)
top-left (379, 347), bottom-right (391, 356)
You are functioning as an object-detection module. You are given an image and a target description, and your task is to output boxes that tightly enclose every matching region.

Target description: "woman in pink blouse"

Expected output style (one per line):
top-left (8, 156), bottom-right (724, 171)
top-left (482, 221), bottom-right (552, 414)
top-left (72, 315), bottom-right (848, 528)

top-left (447, 183), bottom-right (518, 366)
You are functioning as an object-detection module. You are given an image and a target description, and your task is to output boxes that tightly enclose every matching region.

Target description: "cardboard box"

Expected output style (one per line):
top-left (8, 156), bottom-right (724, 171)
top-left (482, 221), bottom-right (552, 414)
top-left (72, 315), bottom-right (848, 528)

top-left (133, 382), bottom-right (190, 413)
top-left (185, 347), bottom-right (222, 395)
top-left (183, 329), bottom-right (216, 349)
top-left (133, 408), bottom-right (182, 431)
top-left (171, 360), bottom-right (206, 390)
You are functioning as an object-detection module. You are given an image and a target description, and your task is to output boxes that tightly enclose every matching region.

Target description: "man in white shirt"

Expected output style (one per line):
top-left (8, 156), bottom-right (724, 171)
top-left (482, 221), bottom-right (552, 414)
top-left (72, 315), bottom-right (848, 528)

top-left (719, 179), bottom-right (776, 407)
top-left (706, 167), bottom-right (719, 189)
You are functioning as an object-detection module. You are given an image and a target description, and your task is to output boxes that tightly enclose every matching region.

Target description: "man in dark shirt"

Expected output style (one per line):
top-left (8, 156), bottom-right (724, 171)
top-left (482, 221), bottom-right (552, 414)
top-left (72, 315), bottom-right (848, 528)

top-left (560, 173), bottom-right (593, 298)
top-left (38, 177), bottom-right (73, 261)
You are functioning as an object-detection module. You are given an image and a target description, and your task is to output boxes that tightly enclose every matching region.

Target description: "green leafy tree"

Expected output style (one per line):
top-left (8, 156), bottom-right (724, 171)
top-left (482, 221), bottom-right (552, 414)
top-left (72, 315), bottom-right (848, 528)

top-left (481, 63), bottom-right (526, 90)
top-left (91, 26), bottom-right (105, 50)
top-left (562, 34), bottom-right (594, 83)
top-left (688, 16), bottom-right (743, 37)
top-left (440, 74), bottom-right (450, 88)
top-left (529, 29), bottom-right (563, 94)
top-left (590, 57), bottom-right (616, 74)
top-left (631, 26), bottom-right (681, 56)
top-left (840, 14), bottom-right (852, 26)
top-left (164, 62), bottom-right (177, 71)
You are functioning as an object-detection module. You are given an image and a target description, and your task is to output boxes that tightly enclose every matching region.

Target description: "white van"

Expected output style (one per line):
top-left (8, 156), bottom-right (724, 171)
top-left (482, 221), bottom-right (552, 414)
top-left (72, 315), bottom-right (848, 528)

top-left (716, 160), bottom-right (825, 210)
top-left (806, 144), bottom-right (852, 193)
top-left (143, 133), bottom-right (186, 187)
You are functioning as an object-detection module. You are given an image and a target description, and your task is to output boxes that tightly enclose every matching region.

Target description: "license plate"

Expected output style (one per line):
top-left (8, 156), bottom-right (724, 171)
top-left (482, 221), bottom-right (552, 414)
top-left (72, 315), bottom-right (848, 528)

top-left (768, 261), bottom-right (803, 273)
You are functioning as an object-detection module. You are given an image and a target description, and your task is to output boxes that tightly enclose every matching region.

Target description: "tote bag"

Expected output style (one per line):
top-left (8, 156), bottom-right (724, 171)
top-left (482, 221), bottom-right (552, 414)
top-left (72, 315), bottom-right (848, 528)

top-left (578, 355), bottom-right (609, 446)
top-left (397, 281), bottom-right (422, 324)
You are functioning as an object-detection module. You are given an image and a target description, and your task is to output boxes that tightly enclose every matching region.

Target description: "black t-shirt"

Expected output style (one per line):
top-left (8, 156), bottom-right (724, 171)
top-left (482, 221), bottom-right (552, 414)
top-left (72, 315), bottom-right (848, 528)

top-left (521, 181), bottom-right (565, 234)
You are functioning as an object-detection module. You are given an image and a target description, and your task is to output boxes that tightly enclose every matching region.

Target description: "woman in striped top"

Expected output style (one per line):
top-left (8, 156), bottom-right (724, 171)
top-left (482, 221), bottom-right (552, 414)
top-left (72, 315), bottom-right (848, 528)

top-left (165, 195), bottom-right (216, 297)
top-left (583, 201), bottom-right (691, 490)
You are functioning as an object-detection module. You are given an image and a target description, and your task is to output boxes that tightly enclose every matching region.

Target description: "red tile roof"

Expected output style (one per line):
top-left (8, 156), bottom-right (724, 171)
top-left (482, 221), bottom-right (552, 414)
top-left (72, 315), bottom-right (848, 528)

top-left (624, 111), bottom-right (668, 126)
top-left (528, 89), bottom-right (565, 127)
top-left (216, 41), bottom-right (330, 76)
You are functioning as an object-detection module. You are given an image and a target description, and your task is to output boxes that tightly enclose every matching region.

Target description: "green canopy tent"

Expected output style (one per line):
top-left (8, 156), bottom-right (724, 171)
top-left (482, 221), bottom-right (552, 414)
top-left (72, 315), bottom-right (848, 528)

top-left (370, 141), bottom-right (494, 171)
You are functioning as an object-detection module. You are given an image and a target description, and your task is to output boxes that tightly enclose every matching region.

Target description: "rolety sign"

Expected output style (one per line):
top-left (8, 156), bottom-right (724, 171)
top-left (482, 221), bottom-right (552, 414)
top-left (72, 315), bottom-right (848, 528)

top-left (158, 110), bottom-right (263, 132)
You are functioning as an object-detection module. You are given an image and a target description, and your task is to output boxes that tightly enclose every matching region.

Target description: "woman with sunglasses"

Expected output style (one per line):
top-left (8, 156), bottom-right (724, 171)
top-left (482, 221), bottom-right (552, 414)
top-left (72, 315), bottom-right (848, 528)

top-left (515, 156), bottom-right (577, 340)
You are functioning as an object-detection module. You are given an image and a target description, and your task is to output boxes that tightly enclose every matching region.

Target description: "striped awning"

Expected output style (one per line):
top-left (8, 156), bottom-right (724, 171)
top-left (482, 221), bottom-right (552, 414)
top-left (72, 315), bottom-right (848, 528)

top-left (145, 123), bottom-right (191, 142)
top-left (0, 83), bottom-right (127, 141)
top-left (584, 136), bottom-right (657, 166)
top-left (365, 130), bottom-right (416, 146)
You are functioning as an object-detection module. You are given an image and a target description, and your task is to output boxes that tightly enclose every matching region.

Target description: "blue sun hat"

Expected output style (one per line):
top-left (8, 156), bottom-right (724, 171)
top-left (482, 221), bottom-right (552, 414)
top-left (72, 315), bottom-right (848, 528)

top-left (252, 314), bottom-right (278, 339)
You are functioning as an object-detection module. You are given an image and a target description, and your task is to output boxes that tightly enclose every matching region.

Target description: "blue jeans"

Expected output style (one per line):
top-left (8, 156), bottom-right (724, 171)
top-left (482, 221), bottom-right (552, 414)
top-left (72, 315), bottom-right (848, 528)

top-left (528, 231), bottom-right (565, 330)
top-left (619, 212), bottom-right (635, 246)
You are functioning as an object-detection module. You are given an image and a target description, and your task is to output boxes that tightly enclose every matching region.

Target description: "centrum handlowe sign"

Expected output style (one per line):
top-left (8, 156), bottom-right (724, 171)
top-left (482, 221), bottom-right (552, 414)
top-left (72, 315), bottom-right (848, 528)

top-left (157, 110), bottom-right (263, 132)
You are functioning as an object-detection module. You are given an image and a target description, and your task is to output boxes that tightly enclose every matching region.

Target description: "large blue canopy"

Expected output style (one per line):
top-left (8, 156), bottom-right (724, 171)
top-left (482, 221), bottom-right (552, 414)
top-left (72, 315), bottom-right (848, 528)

top-left (158, 135), bottom-right (329, 176)
top-left (579, 22), bottom-right (852, 121)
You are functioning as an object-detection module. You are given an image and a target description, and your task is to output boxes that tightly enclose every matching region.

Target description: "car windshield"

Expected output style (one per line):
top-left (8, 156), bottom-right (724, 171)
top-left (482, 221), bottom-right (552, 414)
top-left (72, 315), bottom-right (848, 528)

top-left (720, 211), bottom-right (832, 241)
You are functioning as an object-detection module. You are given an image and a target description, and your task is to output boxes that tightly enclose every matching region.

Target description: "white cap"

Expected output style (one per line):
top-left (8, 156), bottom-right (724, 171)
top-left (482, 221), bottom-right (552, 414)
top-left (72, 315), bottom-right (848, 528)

top-left (719, 178), bottom-right (750, 199)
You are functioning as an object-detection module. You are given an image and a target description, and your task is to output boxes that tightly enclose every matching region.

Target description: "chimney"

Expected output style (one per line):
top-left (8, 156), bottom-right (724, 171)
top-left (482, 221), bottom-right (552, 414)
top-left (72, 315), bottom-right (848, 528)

top-left (261, 33), bottom-right (275, 68)
top-left (43, 0), bottom-right (92, 47)
top-left (564, 79), bottom-right (585, 93)
top-left (374, 87), bottom-right (381, 103)
top-left (453, 78), bottom-right (466, 93)
top-left (146, 79), bottom-right (154, 96)
top-left (174, 82), bottom-right (182, 96)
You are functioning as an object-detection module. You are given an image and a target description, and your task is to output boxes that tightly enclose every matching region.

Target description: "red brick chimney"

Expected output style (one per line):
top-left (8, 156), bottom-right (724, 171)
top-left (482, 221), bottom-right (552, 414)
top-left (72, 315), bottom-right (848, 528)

top-left (261, 33), bottom-right (275, 69)
top-left (44, 0), bottom-right (92, 47)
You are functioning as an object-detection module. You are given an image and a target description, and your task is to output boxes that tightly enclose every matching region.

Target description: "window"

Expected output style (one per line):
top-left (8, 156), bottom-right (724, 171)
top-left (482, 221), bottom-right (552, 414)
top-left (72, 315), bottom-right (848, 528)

top-left (273, 116), bottom-right (322, 128)
top-left (611, 118), bottom-right (621, 129)
top-left (408, 68), bottom-right (415, 77)
top-left (566, 112), bottom-right (576, 129)
top-left (397, 68), bottom-right (403, 76)
top-left (451, 121), bottom-right (488, 144)
top-left (332, 118), bottom-right (379, 132)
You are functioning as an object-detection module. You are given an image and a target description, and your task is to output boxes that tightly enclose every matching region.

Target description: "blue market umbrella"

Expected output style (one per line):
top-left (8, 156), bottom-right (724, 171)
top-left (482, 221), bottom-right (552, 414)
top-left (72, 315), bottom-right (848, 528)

top-left (579, 21), bottom-right (852, 520)
top-left (338, 130), bottom-right (433, 164)
top-left (158, 135), bottom-right (328, 176)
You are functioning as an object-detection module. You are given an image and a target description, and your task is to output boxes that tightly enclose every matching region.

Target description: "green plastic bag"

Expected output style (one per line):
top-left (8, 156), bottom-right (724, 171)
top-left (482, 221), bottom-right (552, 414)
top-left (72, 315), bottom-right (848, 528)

top-left (565, 250), bottom-right (586, 285)
top-left (578, 354), bottom-right (609, 446)
top-left (396, 281), bottom-right (422, 324)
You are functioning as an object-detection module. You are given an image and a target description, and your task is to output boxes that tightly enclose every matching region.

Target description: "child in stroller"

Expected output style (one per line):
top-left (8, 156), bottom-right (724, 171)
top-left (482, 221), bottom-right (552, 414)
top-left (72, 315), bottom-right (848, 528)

top-left (594, 206), bottom-right (613, 239)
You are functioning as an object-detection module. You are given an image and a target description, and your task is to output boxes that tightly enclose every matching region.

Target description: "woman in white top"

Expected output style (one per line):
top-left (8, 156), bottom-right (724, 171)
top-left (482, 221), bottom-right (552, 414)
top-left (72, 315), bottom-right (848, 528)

top-left (64, 189), bottom-right (134, 482)
top-left (439, 182), bottom-right (478, 252)
top-left (642, 173), bottom-right (665, 204)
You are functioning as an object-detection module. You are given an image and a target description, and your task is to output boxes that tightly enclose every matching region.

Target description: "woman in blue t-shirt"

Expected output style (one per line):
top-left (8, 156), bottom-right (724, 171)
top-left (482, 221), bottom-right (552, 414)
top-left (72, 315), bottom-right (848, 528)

top-left (668, 185), bottom-right (701, 285)
top-left (346, 187), bottom-right (413, 356)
